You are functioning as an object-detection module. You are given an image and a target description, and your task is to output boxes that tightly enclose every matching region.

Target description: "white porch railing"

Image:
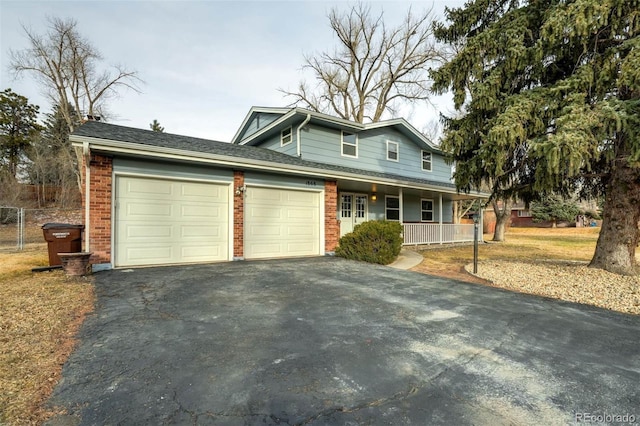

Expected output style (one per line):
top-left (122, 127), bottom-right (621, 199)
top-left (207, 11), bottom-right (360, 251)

top-left (402, 223), bottom-right (475, 245)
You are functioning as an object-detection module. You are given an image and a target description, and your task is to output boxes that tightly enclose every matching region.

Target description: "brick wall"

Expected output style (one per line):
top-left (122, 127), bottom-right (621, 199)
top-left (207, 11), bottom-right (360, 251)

top-left (88, 154), bottom-right (112, 264)
top-left (324, 180), bottom-right (339, 252)
top-left (233, 171), bottom-right (244, 258)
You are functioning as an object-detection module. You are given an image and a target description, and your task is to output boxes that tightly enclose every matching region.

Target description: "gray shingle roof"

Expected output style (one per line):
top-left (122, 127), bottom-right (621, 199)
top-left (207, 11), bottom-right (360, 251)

top-left (72, 121), bottom-right (456, 190)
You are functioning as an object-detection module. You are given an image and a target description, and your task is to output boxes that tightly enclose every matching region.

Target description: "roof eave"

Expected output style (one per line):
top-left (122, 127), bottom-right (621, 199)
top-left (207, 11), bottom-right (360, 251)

top-left (365, 119), bottom-right (441, 153)
top-left (236, 108), bottom-right (365, 146)
top-left (231, 106), bottom-right (291, 144)
top-left (71, 134), bottom-right (474, 195)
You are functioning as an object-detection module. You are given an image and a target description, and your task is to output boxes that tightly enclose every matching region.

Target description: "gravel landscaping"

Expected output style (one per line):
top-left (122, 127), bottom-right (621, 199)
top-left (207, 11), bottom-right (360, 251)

top-left (466, 260), bottom-right (640, 315)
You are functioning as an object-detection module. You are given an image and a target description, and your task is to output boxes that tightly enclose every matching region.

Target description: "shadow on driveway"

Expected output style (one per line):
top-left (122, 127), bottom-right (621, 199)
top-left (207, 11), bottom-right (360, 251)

top-left (46, 257), bottom-right (640, 425)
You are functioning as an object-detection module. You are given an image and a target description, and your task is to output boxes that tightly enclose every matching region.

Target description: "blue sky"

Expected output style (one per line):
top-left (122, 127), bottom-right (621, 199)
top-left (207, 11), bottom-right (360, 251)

top-left (0, 0), bottom-right (463, 141)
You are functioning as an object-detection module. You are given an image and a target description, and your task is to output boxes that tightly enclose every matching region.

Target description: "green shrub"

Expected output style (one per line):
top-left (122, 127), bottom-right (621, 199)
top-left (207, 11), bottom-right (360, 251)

top-left (584, 209), bottom-right (601, 220)
top-left (335, 220), bottom-right (403, 265)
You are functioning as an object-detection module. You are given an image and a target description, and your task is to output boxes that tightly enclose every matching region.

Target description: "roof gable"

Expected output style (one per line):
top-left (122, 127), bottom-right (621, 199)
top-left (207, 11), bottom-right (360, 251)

top-left (232, 106), bottom-right (441, 153)
top-left (230, 107), bottom-right (289, 143)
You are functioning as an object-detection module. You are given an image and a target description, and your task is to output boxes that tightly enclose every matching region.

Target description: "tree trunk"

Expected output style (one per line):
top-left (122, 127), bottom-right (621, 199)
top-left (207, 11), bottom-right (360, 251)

top-left (453, 201), bottom-right (460, 224)
top-left (589, 155), bottom-right (640, 276)
top-left (492, 199), bottom-right (511, 242)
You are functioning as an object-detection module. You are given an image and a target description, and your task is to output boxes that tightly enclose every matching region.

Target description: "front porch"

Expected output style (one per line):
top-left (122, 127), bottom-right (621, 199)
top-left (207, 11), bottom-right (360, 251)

top-left (402, 223), bottom-right (475, 245)
top-left (336, 180), bottom-right (483, 246)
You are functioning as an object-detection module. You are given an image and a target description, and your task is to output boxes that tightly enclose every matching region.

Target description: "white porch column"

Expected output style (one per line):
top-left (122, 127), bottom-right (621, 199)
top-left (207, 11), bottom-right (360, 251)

top-left (439, 194), bottom-right (443, 244)
top-left (480, 203), bottom-right (484, 242)
top-left (399, 188), bottom-right (403, 224)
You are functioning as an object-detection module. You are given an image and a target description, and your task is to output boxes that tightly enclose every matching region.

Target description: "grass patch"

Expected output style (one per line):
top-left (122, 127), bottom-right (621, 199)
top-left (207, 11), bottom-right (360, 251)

top-left (0, 245), bottom-right (94, 425)
top-left (412, 227), bottom-right (603, 282)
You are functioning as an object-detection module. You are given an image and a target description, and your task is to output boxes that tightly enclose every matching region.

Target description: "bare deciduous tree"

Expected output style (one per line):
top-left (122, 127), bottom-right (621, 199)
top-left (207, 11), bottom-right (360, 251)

top-left (9, 16), bottom-right (142, 133)
top-left (281, 3), bottom-right (445, 123)
top-left (452, 199), bottom-right (476, 224)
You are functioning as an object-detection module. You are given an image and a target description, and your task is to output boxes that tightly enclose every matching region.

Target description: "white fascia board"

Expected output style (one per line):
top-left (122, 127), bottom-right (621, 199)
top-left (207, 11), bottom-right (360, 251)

top-left (238, 108), bottom-right (365, 146)
top-left (365, 118), bottom-right (441, 152)
top-left (71, 135), bottom-right (471, 195)
top-left (292, 108), bottom-right (365, 130)
top-left (231, 106), bottom-right (291, 144)
top-left (235, 109), bottom-right (299, 145)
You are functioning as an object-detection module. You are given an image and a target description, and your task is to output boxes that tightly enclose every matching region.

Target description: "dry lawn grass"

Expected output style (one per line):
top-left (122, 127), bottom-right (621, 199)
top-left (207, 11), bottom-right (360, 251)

top-left (411, 227), bottom-right (603, 283)
top-left (0, 245), bottom-right (94, 425)
top-left (412, 227), bottom-right (639, 314)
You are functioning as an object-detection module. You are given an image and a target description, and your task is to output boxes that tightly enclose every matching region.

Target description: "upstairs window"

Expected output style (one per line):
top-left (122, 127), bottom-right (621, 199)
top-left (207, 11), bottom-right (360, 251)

top-left (387, 141), bottom-right (399, 161)
top-left (341, 131), bottom-right (358, 157)
top-left (385, 196), bottom-right (400, 221)
top-left (422, 150), bottom-right (432, 172)
top-left (421, 199), bottom-right (434, 222)
top-left (281, 127), bottom-right (292, 146)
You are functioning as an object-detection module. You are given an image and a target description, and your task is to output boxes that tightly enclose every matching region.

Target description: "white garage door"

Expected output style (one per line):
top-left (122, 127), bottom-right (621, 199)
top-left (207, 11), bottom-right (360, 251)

top-left (244, 186), bottom-right (321, 259)
top-left (115, 176), bottom-right (230, 267)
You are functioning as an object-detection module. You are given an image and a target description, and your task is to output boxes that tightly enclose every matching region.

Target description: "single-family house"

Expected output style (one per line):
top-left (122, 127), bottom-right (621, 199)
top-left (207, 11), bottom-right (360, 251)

top-left (71, 106), bottom-right (485, 271)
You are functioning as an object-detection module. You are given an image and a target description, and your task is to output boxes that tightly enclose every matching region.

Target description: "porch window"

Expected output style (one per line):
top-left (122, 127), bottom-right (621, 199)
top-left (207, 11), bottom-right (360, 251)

top-left (385, 196), bottom-right (400, 221)
top-left (517, 209), bottom-right (532, 217)
top-left (281, 127), bottom-right (292, 146)
top-left (386, 141), bottom-right (399, 161)
top-left (422, 151), bottom-right (432, 172)
top-left (421, 199), bottom-right (434, 222)
top-left (342, 131), bottom-right (358, 157)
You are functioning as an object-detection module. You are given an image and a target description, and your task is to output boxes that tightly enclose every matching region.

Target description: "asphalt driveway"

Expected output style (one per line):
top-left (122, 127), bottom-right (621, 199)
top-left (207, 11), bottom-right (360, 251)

top-left (46, 257), bottom-right (639, 425)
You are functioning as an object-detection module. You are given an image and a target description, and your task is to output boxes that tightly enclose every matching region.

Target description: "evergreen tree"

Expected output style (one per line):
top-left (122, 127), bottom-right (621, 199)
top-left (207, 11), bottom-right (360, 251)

top-left (0, 88), bottom-right (41, 178)
top-left (150, 119), bottom-right (164, 132)
top-left (530, 195), bottom-right (580, 228)
top-left (431, 0), bottom-right (640, 275)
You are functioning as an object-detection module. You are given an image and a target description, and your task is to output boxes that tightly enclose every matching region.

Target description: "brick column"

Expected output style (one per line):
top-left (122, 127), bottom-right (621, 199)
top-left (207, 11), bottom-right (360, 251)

top-left (233, 171), bottom-right (244, 259)
top-left (324, 181), bottom-right (339, 252)
top-left (89, 154), bottom-right (112, 265)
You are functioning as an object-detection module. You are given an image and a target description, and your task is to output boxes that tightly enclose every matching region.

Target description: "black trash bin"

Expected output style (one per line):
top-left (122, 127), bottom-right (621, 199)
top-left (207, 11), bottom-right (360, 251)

top-left (42, 223), bottom-right (84, 266)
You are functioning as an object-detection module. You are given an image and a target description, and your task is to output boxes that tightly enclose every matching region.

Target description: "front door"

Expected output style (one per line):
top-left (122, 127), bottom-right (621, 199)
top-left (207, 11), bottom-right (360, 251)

top-left (340, 193), bottom-right (368, 236)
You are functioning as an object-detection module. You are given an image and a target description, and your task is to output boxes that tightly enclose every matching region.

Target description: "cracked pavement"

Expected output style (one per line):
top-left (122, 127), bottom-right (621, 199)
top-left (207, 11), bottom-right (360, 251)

top-left (45, 257), bottom-right (640, 425)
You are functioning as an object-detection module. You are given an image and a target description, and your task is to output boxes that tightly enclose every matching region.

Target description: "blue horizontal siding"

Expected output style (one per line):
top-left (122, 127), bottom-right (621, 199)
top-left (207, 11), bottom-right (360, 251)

top-left (113, 158), bottom-right (233, 182)
top-left (340, 189), bottom-right (453, 223)
top-left (257, 131), bottom-right (297, 156)
top-left (299, 125), bottom-right (452, 183)
top-left (238, 113), bottom-right (282, 142)
top-left (244, 171), bottom-right (323, 190)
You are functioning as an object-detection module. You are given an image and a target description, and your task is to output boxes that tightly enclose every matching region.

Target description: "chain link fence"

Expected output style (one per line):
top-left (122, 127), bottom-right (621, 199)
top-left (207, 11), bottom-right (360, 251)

top-left (0, 206), bottom-right (83, 251)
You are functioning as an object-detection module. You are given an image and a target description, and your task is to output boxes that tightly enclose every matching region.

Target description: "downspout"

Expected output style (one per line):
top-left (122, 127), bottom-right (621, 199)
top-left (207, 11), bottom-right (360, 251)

top-left (83, 142), bottom-right (91, 252)
top-left (297, 114), bottom-right (311, 158)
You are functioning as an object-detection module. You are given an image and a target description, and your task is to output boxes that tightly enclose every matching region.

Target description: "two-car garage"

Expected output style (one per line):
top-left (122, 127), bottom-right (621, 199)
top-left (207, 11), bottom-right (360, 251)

top-left (113, 175), bottom-right (322, 267)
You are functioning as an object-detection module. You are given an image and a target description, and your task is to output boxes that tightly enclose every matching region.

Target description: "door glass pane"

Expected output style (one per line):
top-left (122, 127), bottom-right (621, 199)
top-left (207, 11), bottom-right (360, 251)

top-left (355, 196), bottom-right (366, 218)
top-left (341, 195), bottom-right (352, 218)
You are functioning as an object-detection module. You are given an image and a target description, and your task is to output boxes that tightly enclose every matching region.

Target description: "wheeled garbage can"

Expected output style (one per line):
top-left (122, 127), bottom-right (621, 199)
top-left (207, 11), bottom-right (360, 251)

top-left (42, 223), bottom-right (84, 266)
